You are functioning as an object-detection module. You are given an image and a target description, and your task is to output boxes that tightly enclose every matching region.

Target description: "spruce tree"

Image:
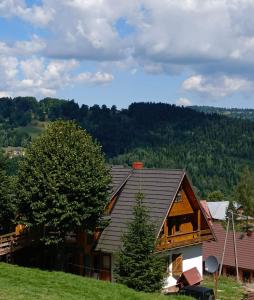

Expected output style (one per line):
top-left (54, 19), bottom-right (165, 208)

top-left (115, 192), bottom-right (165, 292)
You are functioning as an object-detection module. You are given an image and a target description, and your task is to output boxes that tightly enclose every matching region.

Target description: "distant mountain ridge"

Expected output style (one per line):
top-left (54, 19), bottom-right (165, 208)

top-left (0, 97), bottom-right (254, 197)
top-left (191, 105), bottom-right (254, 122)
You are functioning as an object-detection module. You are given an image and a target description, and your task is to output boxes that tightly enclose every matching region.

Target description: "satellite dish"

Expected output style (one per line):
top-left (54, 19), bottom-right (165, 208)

top-left (205, 256), bottom-right (219, 274)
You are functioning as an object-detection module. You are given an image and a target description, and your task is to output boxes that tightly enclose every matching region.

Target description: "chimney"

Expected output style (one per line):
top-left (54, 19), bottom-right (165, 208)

top-left (132, 161), bottom-right (144, 170)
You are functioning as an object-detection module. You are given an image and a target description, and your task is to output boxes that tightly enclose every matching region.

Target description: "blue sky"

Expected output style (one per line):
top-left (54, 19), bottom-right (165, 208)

top-left (1, 0), bottom-right (254, 108)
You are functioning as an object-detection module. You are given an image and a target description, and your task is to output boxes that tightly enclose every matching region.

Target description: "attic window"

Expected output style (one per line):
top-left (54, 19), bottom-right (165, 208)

top-left (175, 190), bottom-right (182, 202)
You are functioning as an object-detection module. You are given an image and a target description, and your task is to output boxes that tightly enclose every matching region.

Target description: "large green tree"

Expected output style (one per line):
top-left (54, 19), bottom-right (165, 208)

top-left (17, 121), bottom-right (111, 245)
top-left (234, 167), bottom-right (254, 217)
top-left (114, 192), bottom-right (165, 293)
top-left (0, 152), bottom-right (15, 234)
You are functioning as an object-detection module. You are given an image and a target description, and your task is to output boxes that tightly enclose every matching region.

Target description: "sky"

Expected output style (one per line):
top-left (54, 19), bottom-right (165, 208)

top-left (1, 0), bottom-right (254, 108)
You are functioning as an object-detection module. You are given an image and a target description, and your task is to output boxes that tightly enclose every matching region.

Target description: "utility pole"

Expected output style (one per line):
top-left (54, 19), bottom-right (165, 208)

top-left (219, 210), bottom-right (239, 282)
top-left (219, 216), bottom-right (230, 277)
top-left (231, 211), bottom-right (239, 282)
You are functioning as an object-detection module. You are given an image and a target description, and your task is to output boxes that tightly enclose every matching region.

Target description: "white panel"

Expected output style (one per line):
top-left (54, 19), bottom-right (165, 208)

top-left (164, 244), bottom-right (203, 289)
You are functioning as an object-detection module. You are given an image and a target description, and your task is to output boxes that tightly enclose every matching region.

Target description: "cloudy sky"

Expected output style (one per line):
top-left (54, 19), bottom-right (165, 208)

top-left (1, 0), bottom-right (254, 108)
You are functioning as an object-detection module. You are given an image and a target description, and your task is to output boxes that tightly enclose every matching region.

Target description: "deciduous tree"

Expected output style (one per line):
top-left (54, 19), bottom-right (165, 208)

top-left (17, 121), bottom-right (111, 245)
top-left (0, 152), bottom-right (15, 234)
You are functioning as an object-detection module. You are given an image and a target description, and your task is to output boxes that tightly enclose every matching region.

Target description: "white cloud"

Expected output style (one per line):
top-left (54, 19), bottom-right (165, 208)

top-left (0, 36), bottom-right (46, 56)
top-left (0, 91), bottom-right (10, 98)
top-left (182, 74), bottom-right (254, 97)
top-left (75, 72), bottom-right (114, 85)
top-left (3, 1), bottom-right (254, 99)
top-left (0, 0), bottom-right (54, 26)
top-left (176, 97), bottom-right (192, 106)
top-left (0, 56), bottom-right (114, 98)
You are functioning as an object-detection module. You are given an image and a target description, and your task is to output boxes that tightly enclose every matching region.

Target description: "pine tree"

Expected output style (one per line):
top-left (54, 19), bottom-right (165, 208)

top-left (114, 192), bottom-right (165, 292)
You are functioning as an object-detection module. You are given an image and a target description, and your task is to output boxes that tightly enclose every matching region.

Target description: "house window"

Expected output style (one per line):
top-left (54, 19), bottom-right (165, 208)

top-left (172, 253), bottom-right (183, 277)
top-left (175, 190), bottom-right (182, 202)
top-left (243, 271), bottom-right (251, 283)
top-left (226, 267), bottom-right (236, 277)
top-left (174, 218), bottom-right (181, 233)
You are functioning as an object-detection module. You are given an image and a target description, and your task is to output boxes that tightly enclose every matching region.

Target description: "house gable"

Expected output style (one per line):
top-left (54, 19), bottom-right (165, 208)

top-left (96, 168), bottom-right (185, 253)
top-left (169, 188), bottom-right (194, 217)
top-left (156, 175), bottom-right (214, 251)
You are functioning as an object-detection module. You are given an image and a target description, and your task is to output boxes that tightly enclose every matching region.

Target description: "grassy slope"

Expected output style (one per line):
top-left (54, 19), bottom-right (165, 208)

top-left (203, 275), bottom-right (245, 300)
top-left (15, 121), bottom-right (48, 139)
top-left (0, 263), bottom-right (191, 300)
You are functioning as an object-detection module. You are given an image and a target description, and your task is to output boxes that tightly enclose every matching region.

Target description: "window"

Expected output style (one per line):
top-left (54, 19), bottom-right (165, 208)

top-left (175, 190), bottom-right (182, 202)
top-left (243, 271), bottom-right (251, 283)
top-left (172, 253), bottom-right (183, 277)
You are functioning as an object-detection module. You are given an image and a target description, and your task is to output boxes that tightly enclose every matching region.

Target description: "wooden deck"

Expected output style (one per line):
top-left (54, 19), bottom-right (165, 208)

top-left (0, 232), bottom-right (31, 256)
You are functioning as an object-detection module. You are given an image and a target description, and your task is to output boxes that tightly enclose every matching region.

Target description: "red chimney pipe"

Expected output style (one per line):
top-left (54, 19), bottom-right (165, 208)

top-left (132, 162), bottom-right (144, 170)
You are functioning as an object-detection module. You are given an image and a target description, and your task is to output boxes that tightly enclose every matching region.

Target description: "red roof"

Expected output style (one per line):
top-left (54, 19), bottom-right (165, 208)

top-left (200, 200), bottom-right (213, 226)
top-left (203, 222), bottom-right (254, 271)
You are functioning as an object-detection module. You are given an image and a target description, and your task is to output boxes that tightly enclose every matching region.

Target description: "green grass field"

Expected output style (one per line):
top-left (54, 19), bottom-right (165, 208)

top-left (0, 263), bottom-right (191, 300)
top-left (203, 275), bottom-right (245, 300)
top-left (16, 121), bottom-right (48, 139)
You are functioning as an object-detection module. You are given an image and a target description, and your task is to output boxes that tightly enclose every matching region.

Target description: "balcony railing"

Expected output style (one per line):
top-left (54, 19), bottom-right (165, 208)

top-left (156, 229), bottom-right (213, 251)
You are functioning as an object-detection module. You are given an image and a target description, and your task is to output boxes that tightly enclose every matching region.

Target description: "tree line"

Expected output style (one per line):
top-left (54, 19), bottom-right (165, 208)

top-left (0, 97), bottom-right (254, 197)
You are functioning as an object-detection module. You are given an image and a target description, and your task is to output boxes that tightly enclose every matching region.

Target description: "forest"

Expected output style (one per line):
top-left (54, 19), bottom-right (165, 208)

top-left (0, 96), bottom-right (254, 197)
top-left (192, 105), bottom-right (254, 122)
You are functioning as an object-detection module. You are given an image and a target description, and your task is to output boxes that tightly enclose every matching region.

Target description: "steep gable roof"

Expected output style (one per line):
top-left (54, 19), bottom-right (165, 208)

top-left (96, 167), bottom-right (184, 253)
top-left (109, 165), bottom-right (132, 198)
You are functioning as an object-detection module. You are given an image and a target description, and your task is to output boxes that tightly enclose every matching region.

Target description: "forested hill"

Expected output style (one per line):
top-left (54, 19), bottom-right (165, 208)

top-left (192, 105), bottom-right (254, 122)
top-left (0, 97), bottom-right (254, 197)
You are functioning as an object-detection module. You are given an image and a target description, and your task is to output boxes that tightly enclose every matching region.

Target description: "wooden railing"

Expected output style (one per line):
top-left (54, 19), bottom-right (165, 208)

top-left (0, 232), bottom-right (31, 256)
top-left (157, 229), bottom-right (213, 251)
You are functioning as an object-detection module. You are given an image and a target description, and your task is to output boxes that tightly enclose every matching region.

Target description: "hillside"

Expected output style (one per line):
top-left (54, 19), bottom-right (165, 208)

top-left (1, 97), bottom-right (254, 197)
top-left (192, 105), bottom-right (254, 122)
top-left (0, 263), bottom-right (190, 300)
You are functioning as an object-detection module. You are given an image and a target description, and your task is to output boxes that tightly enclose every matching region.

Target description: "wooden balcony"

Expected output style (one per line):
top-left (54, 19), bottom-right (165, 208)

top-left (156, 229), bottom-right (213, 251)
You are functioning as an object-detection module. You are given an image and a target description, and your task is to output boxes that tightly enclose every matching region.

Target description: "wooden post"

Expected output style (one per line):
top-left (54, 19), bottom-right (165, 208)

top-left (219, 216), bottom-right (230, 277)
top-left (231, 211), bottom-right (239, 282)
top-left (164, 221), bottom-right (168, 236)
top-left (214, 271), bottom-right (218, 300)
top-left (164, 221), bottom-right (168, 247)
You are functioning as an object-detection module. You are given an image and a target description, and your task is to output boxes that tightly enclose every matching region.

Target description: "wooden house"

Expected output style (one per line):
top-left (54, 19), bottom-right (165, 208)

top-left (73, 163), bottom-right (215, 291)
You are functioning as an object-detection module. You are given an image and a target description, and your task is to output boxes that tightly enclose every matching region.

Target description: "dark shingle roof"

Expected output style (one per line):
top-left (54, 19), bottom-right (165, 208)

top-left (96, 167), bottom-right (185, 253)
top-left (109, 165), bottom-right (132, 197)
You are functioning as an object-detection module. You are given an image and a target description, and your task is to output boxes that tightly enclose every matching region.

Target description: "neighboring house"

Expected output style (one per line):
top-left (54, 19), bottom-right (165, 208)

top-left (204, 201), bottom-right (244, 221)
top-left (4, 147), bottom-right (25, 158)
top-left (203, 223), bottom-right (254, 283)
top-left (207, 201), bottom-right (230, 221)
top-left (75, 163), bottom-right (215, 292)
